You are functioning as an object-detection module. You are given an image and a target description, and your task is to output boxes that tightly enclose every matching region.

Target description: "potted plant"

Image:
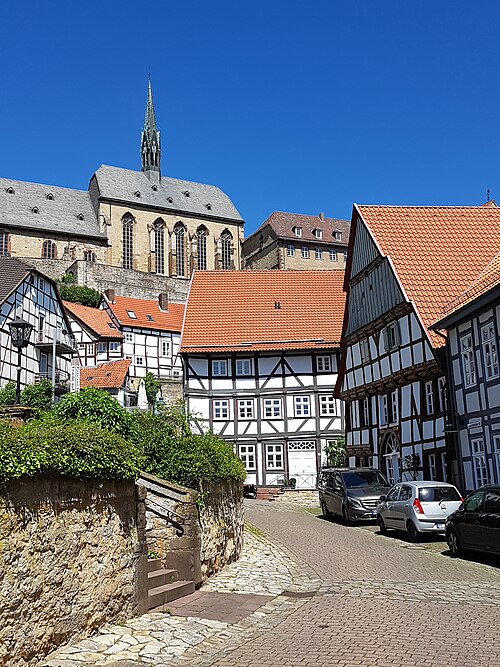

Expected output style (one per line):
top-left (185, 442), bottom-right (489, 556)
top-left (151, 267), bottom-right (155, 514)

top-left (288, 477), bottom-right (297, 489)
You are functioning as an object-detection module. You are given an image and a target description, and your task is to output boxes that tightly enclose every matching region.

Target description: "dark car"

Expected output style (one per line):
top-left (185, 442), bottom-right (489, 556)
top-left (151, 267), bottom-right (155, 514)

top-left (446, 485), bottom-right (500, 557)
top-left (318, 467), bottom-right (390, 523)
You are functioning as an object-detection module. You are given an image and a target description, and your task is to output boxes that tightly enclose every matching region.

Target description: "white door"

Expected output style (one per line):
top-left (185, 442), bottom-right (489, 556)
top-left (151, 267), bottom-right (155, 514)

top-left (287, 441), bottom-right (317, 489)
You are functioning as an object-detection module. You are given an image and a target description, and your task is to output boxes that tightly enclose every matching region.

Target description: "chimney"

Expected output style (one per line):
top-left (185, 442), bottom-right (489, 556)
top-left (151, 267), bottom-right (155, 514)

top-left (158, 292), bottom-right (169, 311)
top-left (319, 212), bottom-right (325, 221)
top-left (104, 288), bottom-right (115, 303)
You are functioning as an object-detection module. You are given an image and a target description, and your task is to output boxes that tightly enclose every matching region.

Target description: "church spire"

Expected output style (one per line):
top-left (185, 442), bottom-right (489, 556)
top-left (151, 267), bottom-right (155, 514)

top-left (141, 77), bottom-right (161, 182)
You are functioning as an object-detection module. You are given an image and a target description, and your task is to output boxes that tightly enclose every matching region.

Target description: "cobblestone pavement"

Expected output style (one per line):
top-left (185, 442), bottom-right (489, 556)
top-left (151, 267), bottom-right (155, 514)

top-left (42, 502), bottom-right (500, 667)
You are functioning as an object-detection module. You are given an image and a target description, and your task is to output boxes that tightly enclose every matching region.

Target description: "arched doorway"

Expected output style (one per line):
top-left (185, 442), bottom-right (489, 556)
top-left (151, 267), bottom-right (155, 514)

top-left (381, 431), bottom-right (401, 485)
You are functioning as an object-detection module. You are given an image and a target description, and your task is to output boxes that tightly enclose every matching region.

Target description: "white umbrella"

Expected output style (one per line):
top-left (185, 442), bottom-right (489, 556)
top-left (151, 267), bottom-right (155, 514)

top-left (137, 379), bottom-right (148, 410)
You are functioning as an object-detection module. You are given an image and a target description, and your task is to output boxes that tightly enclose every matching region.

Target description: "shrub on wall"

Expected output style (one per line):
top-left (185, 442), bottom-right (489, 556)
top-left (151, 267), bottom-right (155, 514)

top-left (57, 273), bottom-right (101, 307)
top-left (0, 382), bottom-right (16, 406)
top-left (0, 380), bottom-right (54, 412)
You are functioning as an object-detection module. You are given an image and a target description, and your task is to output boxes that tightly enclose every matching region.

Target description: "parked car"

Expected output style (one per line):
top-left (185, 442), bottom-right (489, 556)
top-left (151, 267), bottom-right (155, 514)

top-left (446, 485), bottom-right (500, 557)
top-left (377, 481), bottom-right (463, 542)
top-left (318, 468), bottom-right (390, 523)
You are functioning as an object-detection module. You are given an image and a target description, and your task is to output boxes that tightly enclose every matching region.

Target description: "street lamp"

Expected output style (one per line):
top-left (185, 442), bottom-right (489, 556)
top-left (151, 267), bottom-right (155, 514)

top-left (8, 317), bottom-right (34, 404)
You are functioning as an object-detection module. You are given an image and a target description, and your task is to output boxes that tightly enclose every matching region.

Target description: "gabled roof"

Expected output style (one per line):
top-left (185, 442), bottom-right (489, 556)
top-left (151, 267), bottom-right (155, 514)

top-left (63, 301), bottom-right (123, 339)
top-left (181, 270), bottom-right (345, 353)
top-left (248, 211), bottom-right (350, 246)
top-left (0, 257), bottom-right (33, 303)
top-left (433, 252), bottom-right (500, 327)
top-left (356, 205), bottom-right (500, 346)
top-left (92, 165), bottom-right (243, 222)
top-left (105, 295), bottom-right (184, 332)
top-left (80, 359), bottom-right (131, 390)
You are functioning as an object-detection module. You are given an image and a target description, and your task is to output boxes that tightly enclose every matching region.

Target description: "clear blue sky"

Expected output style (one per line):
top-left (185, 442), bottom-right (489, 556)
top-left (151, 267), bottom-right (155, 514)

top-left (1, 1), bottom-right (499, 233)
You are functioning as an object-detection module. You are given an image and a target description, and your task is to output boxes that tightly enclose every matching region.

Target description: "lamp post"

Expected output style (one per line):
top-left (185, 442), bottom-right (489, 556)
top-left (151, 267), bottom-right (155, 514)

top-left (8, 317), bottom-right (34, 404)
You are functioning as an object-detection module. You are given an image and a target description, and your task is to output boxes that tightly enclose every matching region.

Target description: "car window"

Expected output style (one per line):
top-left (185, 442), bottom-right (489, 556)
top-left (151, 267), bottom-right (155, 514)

top-left (419, 486), bottom-right (462, 502)
top-left (386, 485), bottom-right (400, 501)
top-left (334, 473), bottom-right (343, 488)
top-left (400, 485), bottom-right (413, 501)
top-left (484, 489), bottom-right (500, 514)
top-left (463, 491), bottom-right (484, 513)
top-left (341, 470), bottom-right (388, 488)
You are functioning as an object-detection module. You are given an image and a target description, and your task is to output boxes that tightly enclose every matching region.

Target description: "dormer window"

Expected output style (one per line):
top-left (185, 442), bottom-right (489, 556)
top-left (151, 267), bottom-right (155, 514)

top-left (333, 230), bottom-right (342, 241)
top-left (77, 213), bottom-right (85, 221)
top-left (46, 193), bottom-right (54, 201)
top-left (146, 314), bottom-right (154, 321)
top-left (206, 203), bottom-right (212, 210)
top-left (6, 187), bottom-right (15, 195)
top-left (313, 229), bottom-right (323, 239)
top-left (167, 196), bottom-right (173, 204)
top-left (126, 310), bottom-right (137, 319)
top-left (152, 184), bottom-right (158, 191)
top-left (32, 206), bottom-right (39, 214)
top-left (134, 190), bottom-right (141, 198)
top-left (184, 190), bottom-right (190, 197)
top-left (293, 226), bottom-right (302, 237)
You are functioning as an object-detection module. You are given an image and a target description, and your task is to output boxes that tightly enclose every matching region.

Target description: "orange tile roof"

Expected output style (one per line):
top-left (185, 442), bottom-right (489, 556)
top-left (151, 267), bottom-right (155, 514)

top-left (63, 301), bottom-right (123, 339)
top-left (435, 251), bottom-right (500, 323)
top-left (356, 205), bottom-right (500, 346)
top-left (181, 270), bottom-right (346, 353)
top-left (80, 359), bottom-right (131, 389)
top-left (106, 295), bottom-right (185, 332)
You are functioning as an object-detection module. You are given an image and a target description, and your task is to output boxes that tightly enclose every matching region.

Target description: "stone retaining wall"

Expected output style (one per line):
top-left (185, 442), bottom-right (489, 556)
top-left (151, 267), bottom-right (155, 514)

top-left (273, 489), bottom-right (319, 506)
top-left (0, 477), bottom-right (147, 667)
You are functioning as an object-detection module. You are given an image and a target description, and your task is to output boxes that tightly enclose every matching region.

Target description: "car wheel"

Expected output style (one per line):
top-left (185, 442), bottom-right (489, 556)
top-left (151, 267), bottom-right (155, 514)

top-left (321, 500), bottom-right (332, 520)
top-left (342, 506), bottom-right (352, 526)
top-left (377, 514), bottom-right (387, 534)
top-left (406, 520), bottom-right (420, 543)
top-left (447, 529), bottom-right (463, 557)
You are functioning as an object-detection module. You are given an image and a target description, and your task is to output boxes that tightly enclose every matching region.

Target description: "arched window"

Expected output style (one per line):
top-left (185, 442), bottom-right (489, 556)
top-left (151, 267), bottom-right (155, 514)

top-left (382, 432), bottom-right (400, 485)
top-left (83, 249), bottom-right (96, 262)
top-left (122, 213), bottom-right (134, 270)
top-left (220, 230), bottom-right (233, 270)
top-left (174, 224), bottom-right (186, 277)
top-left (42, 240), bottom-right (57, 259)
top-left (0, 229), bottom-right (9, 256)
top-left (153, 219), bottom-right (165, 274)
top-left (196, 226), bottom-right (208, 271)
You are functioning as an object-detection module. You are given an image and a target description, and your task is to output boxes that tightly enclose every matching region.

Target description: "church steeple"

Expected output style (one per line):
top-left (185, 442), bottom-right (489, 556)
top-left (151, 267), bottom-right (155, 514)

top-left (141, 78), bottom-right (161, 183)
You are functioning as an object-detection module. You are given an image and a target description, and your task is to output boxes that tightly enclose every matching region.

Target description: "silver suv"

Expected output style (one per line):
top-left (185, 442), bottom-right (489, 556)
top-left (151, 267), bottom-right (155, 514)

top-left (377, 481), bottom-right (463, 542)
top-left (318, 468), bottom-right (390, 523)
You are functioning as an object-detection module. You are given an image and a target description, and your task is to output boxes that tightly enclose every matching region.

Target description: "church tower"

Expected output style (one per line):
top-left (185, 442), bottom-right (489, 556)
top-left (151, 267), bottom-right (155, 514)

top-left (141, 78), bottom-right (161, 183)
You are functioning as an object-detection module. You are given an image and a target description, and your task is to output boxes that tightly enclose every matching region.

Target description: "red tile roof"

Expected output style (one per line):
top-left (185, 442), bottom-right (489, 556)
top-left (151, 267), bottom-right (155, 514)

top-left (181, 270), bottom-right (346, 353)
top-left (63, 301), bottom-right (123, 339)
top-left (251, 211), bottom-right (351, 246)
top-left (356, 206), bottom-right (500, 346)
top-left (106, 295), bottom-right (184, 332)
top-left (80, 359), bottom-right (131, 389)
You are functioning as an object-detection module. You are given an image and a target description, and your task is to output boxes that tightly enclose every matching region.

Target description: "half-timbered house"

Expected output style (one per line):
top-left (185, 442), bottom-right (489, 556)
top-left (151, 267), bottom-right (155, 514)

top-left (80, 359), bottom-right (132, 407)
top-left (432, 252), bottom-right (500, 492)
top-left (0, 257), bottom-right (78, 395)
top-left (181, 270), bottom-right (346, 489)
top-left (337, 205), bottom-right (500, 488)
top-left (63, 301), bottom-right (123, 367)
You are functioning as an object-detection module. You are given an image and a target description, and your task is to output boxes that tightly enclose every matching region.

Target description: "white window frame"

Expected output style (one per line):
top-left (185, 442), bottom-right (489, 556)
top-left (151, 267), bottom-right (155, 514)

top-left (329, 250), bottom-right (337, 262)
top-left (390, 390), bottom-right (398, 424)
top-left (333, 231), bottom-right (342, 241)
top-left (313, 229), bottom-right (323, 239)
top-left (293, 227), bottom-right (302, 237)
top-left (471, 438), bottom-right (488, 488)
top-left (427, 452), bottom-right (437, 481)
top-left (437, 377), bottom-right (446, 413)
top-left (301, 246), bottom-right (309, 259)
top-left (97, 342), bottom-right (106, 354)
top-left (135, 356), bottom-right (144, 366)
top-left (213, 399), bottom-right (229, 420)
top-left (160, 340), bottom-right (171, 357)
top-left (382, 322), bottom-right (400, 351)
top-left (109, 341), bottom-right (120, 352)
top-left (294, 395), bottom-right (311, 417)
top-left (237, 399), bottom-right (254, 419)
top-left (124, 332), bottom-right (133, 343)
top-left (263, 398), bottom-right (282, 419)
top-left (236, 358), bottom-right (252, 376)
top-left (317, 355), bottom-right (331, 372)
top-left (319, 394), bottom-right (336, 416)
top-left (266, 444), bottom-right (284, 469)
top-left (239, 444), bottom-right (256, 470)
top-left (380, 394), bottom-right (388, 425)
top-left (212, 359), bottom-right (229, 377)
top-left (126, 310), bottom-right (137, 319)
top-left (424, 381), bottom-right (434, 416)
top-left (460, 333), bottom-right (476, 387)
top-left (361, 397), bottom-right (369, 427)
top-left (315, 247), bottom-right (322, 260)
top-left (287, 244), bottom-right (295, 257)
top-left (87, 343), bottom-right (95, 356)
top-left (481, 323), bottom-right (499, 380)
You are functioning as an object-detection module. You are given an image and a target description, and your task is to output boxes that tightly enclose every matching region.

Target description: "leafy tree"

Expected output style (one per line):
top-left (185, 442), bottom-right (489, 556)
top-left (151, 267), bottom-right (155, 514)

top-left (57, 273), bottom-right (101, 308)
top-left (324, 436), bottom-right (347, 468)
top-left (0, 382), bottom-right (16, 406)
top-left (20, 380), bottom-right (53, 412)
top-left (402, 453), bottom-right (421, 481)
top-left (144, 372), bottom-right (161, 409)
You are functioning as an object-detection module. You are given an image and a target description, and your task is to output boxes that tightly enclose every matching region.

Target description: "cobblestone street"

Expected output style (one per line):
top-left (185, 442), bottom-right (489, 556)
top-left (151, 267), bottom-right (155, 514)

top-left (44, 501), bottom-right (500, 667)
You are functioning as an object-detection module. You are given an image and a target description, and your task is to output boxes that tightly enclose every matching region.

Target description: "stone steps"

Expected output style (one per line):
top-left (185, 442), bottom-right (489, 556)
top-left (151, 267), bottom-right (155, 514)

top-left (256, 487), bottom-right (284, 501)
top-left (147, 558), bottom-right (195, 609)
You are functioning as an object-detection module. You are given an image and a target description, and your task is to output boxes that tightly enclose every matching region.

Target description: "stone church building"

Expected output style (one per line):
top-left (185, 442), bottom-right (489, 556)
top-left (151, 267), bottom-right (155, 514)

top-left (0, 81), bottom-right (244, 279)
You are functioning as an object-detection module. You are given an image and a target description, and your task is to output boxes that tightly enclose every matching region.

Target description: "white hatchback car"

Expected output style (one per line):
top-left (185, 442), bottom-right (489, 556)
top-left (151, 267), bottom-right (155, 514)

top-left (376, 481), bottom-right (463, 542)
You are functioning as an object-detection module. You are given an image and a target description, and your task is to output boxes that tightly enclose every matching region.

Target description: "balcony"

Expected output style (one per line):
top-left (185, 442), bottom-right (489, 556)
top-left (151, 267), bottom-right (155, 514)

top-left (34, 370), bottom-right (71, 394)
top-left (34, 328), bottom-right (77, 355)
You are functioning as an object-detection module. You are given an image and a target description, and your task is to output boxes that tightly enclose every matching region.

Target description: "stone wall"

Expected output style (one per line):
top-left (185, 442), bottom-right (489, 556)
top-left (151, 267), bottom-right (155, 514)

top-left (273, 489), bottom-right (320, 506)
top-left (0, 477), bottom-right (148, 667)
top-left (139, 473), bottom-right (244, 585)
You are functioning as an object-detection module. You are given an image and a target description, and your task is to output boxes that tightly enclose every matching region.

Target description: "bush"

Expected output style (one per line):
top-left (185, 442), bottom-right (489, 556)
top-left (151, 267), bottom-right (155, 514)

top-left (53, 387), bottom-right (136, 439)
top-left (0, 418), bottom-right (143, 481)
top-left (0, 382), bottom-right (16, 406)
top-left (57, 273), bottom-right (101, 307)
top-left (20, 380), bottom-right (54, 412)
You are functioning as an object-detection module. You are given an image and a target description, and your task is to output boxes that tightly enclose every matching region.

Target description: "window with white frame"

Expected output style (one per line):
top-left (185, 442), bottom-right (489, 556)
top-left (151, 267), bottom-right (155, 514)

top-left (135, 356), bottom-right (144, 366)
top-left (266, 444), bottom-right (284, 469)
top-left (343, 251), bottom-right (347, 262)
top-left (313, 229), bottom-right (323, 239)
top-left (437, 377), bottom-right (446, 413)
top-left (361, 397), bottom-right (370, 427)
top-left (315, 247), bottom-right (322, 260)
top-left (424, 381), bottom-right (434, 415)
top-left (294, 395), bottom-right (311, 417)
top-left (212, 359), bottom-right (228, 376)
top-left (471, 438), bottom-right (488, 487)
top-left (359, 338), bottom-right (370, 363)
top-left (238, 399), bottom-right (254, 419)
top-left (160, 340), bottom-right (171, 357)
top-left (110, 342), bottom-right (120, 352)
top-left (239, 445), bottom-right (256, 470)
top-left (380, 394), bottom-right (388, 425)
top-left (319, 394), bottom-right (336, 416)
top-left (329, 250), bottom-right (337, 262)
top-left (293, 226), bottom-right (302, 237)
top-left (333, 230), bottom-right (342, 241)
top-left (427, 452), bottom-right (437, 481)
top-left (494, 435), bottom-right (500, 482)
top-left (98, 342), bottom-right (106, 353)
top-left (87, 343), bottom-right (95, 356)
top-left (287, 244), bottom-right (295, 257)
top-left (460, 334), bottom-right (476, 387)
top-left (124, 332), bottom-right (133, 342)
top-left (301, 246), bottom-right (309, 259)
top-left (263, 398), bottom-right (282, 418)
top-left (236, 358), bottom-right (252, 376)
top-left (213, 399), bottom-right (229, 420)
top-left (481, 323), bottom-right (499, 380)
top-left (127, 310), bottom-right (137, 319)
top-left (317, 355), bottom-right (331, 372)
top-left (382, 322), bottom-right (400, 351)
top-left (390, 390), bottom-right (398, 424)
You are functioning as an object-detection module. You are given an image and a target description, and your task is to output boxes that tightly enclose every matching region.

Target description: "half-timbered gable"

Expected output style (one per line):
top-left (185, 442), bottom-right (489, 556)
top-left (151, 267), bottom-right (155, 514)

top-left (181, 270), bottom-right (346, 489)
top-left (432, 252), bottom-right (500, 492)
top-left (338, 205), bottom-right (500, 488)
top-left (63, 301), bottom-right (123, 368)
top-left (0, 257), bottom-right (78, 395)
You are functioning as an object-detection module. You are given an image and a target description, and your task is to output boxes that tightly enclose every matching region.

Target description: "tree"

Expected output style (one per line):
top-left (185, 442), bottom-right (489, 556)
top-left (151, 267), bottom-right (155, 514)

top-left (402, 453), bottom-right (421, 481)
top-left (324, 436), bottom-right (347, 467)
top-left (57, 273), bottom-right (101, 308)
top-left (144, 372), bottom-right (161, 410)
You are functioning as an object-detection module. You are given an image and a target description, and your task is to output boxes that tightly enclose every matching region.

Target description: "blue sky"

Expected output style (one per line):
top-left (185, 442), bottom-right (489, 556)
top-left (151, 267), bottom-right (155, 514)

top-left (1, 1), bottom-right (499, 233)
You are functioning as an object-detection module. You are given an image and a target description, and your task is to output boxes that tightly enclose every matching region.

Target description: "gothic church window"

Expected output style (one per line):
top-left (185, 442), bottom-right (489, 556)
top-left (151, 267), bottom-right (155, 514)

top-left (84, 250), bottom-right (96, 262)
top-left (220, 229), bottom-right (233, 270)
top-left (122, 213), bottom-right (134, 270)
top-left (153, 219), bottom-right (165, 274)
top-left (0, 229), bottom-right (9, 256)
top-left (42, 240), bottom-right (57, 259)
top-left (174, 223), bottom-right (186, 277)
top-left (196, 226), bottom-right (208, 271)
